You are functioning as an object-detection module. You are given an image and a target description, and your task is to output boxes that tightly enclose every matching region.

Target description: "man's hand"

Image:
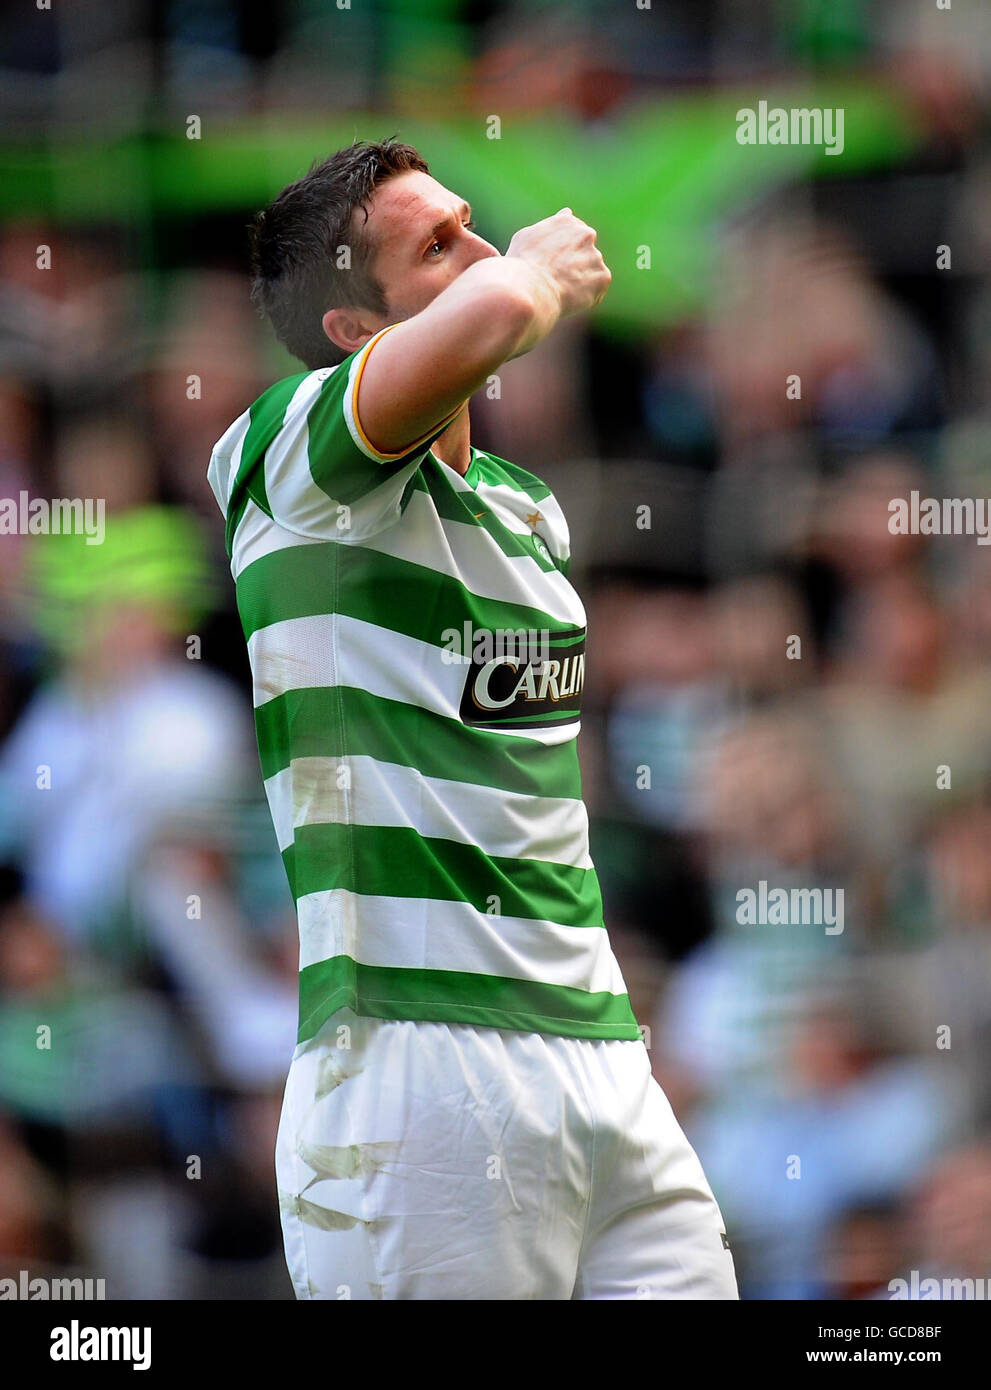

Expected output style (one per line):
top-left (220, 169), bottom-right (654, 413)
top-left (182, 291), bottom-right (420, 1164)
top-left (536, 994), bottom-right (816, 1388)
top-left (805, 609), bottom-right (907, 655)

top-left (505, 208), bottom-right (612, 319)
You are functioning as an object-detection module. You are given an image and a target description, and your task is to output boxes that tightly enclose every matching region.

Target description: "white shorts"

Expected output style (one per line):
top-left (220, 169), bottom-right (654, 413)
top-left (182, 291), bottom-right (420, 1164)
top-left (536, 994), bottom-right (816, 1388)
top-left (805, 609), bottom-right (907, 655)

top-left (275, 1010), bottom-right (738, 1300)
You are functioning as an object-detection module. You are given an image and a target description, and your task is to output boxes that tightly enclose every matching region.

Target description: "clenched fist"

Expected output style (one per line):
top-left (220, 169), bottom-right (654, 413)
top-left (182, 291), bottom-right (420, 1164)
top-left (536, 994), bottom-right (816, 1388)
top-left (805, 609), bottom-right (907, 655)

top-left (505, 208), bottom-right (612, 318)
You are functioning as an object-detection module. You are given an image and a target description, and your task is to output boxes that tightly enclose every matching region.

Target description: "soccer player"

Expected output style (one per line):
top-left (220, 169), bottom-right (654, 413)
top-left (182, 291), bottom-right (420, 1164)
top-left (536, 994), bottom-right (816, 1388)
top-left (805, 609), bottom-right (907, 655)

top-left (207, 138), bottom-right (737, 1300)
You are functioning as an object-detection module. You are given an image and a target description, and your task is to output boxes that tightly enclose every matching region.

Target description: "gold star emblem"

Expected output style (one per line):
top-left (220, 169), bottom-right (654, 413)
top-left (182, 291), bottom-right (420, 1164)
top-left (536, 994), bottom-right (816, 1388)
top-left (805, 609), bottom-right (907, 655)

top-left (525, 511), bottom-right (544, 527)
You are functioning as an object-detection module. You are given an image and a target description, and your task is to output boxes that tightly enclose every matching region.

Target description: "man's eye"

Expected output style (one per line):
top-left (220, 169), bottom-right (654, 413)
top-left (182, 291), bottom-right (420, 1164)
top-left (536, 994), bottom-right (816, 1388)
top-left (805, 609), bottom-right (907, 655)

top-left (427, 221), bottom-right (475, 258)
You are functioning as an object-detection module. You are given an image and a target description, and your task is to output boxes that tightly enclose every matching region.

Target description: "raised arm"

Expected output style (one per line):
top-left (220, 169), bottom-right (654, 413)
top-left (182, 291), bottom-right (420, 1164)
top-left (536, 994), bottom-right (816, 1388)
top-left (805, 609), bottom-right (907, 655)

top-left (355, 208), bottom-right (611, 456)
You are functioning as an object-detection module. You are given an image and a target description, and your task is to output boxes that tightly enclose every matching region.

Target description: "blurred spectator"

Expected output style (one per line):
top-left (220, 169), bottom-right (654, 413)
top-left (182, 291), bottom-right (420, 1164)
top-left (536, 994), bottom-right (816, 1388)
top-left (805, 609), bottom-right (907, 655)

top-left (0, 506), bottom-right (247, 941)
top-left (688, 994), bottom-right (965, 1298)
top-left (896, 1141), bottom-right (991, 1296)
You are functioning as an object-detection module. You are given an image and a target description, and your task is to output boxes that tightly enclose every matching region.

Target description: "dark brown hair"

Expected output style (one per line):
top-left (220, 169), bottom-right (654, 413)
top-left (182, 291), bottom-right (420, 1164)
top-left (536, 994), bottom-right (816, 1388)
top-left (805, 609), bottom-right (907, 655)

top-left (249, 136), bottom-right (429, 369)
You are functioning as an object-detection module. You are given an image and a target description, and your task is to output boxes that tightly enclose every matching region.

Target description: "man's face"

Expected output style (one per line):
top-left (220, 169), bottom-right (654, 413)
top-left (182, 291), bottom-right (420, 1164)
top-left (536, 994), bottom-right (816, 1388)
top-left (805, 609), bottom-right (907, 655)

top-left (360, 170), bottom-right (500, 323)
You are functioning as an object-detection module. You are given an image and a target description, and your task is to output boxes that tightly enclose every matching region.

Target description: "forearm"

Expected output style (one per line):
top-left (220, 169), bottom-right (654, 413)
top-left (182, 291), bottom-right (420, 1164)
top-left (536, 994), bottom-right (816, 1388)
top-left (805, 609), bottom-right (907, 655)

top-left (426, 254), bottom-right (564, 370)
top-left (469, 255), bottom-right (564, 360)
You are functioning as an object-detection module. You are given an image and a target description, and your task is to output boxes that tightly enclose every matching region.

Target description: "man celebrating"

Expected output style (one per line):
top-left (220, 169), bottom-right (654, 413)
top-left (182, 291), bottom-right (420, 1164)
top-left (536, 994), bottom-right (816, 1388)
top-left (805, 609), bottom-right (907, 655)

top-left (208, 137), bottom-right (737, 1300)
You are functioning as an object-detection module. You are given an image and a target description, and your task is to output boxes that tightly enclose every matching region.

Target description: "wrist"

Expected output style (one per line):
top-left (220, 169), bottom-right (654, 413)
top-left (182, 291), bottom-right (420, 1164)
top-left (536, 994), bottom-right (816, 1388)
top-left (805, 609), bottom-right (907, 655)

top-left (507, 255), bottom-right (563, 322)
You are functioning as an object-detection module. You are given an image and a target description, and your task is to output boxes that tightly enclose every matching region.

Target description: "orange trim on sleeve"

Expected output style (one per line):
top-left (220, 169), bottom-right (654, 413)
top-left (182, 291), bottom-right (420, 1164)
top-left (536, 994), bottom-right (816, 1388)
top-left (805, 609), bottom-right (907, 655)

top-left (352, 324), bottom-right (467, 461)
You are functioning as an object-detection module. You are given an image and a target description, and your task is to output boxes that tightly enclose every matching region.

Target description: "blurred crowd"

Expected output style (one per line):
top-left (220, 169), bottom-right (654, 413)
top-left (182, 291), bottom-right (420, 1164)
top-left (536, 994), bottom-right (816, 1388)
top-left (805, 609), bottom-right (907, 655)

top-left (1, 0), bottom-right (990, 1299)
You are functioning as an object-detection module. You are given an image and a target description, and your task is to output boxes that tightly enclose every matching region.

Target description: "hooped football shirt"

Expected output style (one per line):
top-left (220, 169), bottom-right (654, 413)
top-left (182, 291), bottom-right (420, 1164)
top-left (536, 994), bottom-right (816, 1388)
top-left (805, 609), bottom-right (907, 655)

top-left (207, 325), bottom-right (640, 1046)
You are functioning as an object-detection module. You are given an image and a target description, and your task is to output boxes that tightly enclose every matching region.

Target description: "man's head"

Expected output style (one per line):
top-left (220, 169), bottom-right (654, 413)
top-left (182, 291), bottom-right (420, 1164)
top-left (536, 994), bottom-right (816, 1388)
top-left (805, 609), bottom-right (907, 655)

top-left (250, 137), bottom-right (499, 369)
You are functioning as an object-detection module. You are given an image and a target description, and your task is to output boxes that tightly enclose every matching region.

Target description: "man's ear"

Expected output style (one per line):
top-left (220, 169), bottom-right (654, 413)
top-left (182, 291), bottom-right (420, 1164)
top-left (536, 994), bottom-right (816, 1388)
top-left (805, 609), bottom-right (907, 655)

top-left (322, 306), bottom-right (375, 356)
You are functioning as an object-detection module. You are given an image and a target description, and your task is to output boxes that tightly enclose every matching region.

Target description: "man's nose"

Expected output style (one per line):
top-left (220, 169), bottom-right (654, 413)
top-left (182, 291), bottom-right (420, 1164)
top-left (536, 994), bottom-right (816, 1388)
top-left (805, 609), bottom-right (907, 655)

top-left (467, 234), bottom-right (500, 263)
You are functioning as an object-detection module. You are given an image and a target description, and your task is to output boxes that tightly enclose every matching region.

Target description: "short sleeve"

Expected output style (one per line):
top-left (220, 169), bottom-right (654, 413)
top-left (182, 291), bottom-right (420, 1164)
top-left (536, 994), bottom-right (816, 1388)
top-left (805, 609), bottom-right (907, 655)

top-left (257, 324), bottom-right (464, 544)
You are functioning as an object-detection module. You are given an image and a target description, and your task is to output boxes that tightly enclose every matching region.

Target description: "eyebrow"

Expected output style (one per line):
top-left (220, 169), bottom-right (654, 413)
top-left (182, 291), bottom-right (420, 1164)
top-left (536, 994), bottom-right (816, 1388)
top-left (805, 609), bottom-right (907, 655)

top-left (417, 201), bottom-right (472, 255)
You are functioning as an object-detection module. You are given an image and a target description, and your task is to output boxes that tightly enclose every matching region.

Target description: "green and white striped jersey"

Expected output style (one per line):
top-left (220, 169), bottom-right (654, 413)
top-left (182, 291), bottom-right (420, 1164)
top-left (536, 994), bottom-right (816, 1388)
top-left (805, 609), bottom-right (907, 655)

top-left (207, 324), bottom-right (640, 1046)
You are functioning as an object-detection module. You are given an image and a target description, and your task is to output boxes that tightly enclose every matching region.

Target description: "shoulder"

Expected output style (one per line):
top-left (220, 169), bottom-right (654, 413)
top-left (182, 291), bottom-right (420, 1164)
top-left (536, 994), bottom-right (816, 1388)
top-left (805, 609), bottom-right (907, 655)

top-left (210, 351), bottom-right (360, 465)
top-left (207, 359), bottom-right (350, 521)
